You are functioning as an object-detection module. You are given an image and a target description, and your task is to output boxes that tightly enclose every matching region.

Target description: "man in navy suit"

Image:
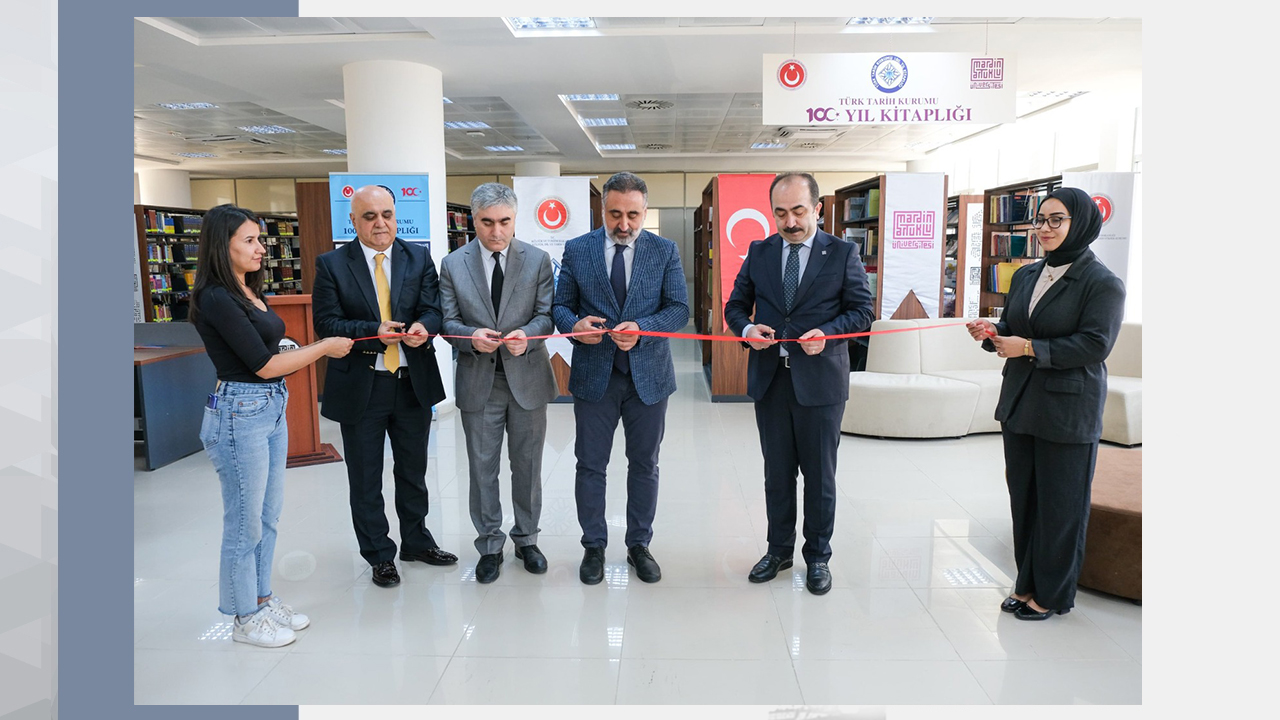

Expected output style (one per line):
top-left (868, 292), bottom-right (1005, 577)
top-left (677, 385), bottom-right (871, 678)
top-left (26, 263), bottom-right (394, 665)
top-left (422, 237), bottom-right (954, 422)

top-left (725, 173), bottom-right (875, 595)
top-left (552, 172), bottom-right (689, 585)
top-left (313, 185), bottom-right (458, 590)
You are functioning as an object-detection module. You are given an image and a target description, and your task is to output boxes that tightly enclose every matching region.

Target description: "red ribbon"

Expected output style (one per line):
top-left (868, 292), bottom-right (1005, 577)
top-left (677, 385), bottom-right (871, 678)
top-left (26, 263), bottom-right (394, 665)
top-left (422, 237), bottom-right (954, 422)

top-left (353, 320), bottom-right (989, 343)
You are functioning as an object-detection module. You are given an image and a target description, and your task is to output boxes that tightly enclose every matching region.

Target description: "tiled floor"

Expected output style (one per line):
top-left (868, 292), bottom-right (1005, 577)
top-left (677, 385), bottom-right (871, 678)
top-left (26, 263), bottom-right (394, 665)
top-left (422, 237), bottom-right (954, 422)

top-left (134, 336), bottom-right (1141, 705)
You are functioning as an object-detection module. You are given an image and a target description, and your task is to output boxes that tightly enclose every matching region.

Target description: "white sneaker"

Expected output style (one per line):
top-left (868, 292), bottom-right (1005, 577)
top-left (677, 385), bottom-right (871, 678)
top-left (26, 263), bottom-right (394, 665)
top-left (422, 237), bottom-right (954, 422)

top-left (232, 610), bottom-right (296, 648)
top-left (260, 596), bottom-right (310, 631)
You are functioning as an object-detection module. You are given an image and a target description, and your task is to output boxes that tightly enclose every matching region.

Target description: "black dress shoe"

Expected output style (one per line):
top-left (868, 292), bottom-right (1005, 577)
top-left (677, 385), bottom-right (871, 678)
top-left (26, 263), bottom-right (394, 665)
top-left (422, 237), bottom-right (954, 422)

top-left (580, 547), bottom-right (606, 585)
top-left (748, 554), bottom-right (794, 583)
top-left (627, 545), bottom-right (662, 583)
top-left (400, 547), bottom-right (459, 566)
top-left (1000, 596), bottom-right (1028, 613)
top-left (1014, 604), bottom-right (1069, 621)
top-left (805, 562), bottom-right (832, 595)
top-left (475, 553), bottom-right (503, 584)
top-left (514, 544), bottom-right (548, 574)
top-left (371, 560), bottom-right (401, 588)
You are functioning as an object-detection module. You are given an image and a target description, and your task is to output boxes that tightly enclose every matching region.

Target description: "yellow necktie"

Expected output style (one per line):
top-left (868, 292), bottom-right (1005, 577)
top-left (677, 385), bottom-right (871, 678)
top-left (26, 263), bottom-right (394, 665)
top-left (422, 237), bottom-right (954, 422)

top-left (374, 252), bottom-right (400, 372)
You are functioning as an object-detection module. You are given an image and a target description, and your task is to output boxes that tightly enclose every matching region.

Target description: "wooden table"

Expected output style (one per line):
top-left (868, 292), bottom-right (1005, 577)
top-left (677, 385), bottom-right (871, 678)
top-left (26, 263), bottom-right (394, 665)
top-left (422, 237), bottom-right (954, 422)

top-left (134, 346), bottom-right (216, 470)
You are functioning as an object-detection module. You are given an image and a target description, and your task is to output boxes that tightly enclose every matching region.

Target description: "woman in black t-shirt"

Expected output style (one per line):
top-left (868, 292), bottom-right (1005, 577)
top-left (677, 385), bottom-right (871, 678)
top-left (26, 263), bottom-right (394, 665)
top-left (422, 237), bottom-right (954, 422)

top-left (190, 204), bottom-right (352, 648)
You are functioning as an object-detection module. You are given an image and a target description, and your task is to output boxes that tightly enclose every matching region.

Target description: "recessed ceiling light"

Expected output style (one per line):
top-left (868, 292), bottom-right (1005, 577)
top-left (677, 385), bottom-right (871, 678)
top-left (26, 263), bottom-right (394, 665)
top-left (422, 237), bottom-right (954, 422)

top-left (484, 145), bottom-right (524, 152)
top-left (322, 149), bottom-right (347, 155)
top-left (324, 99), bottom-right (345, 109)
top-left (445, 121), bottom-right (491, 130)
top-left (443, 97), bottom-right (453, 103)
top-left (238, 125), bottom-right (295, 134)
top-left (173, 152), bottom-right (217, 158)
top-left (599, 144), bottom-right (636, 151)
top-left (156, 102), bottom-right (218, 110)
top-left (751, 142), bottom-right (788, 149)
top-left (566, 94), bottom-right (619, 101)
top-left (466, 130), bottom-right (486, 137)
top-left (581, 117), bottom-right (628, 127)
top-left (506, 17), bottom-right (595, 30)
top-left (847, 17), bottom-right (933, 25)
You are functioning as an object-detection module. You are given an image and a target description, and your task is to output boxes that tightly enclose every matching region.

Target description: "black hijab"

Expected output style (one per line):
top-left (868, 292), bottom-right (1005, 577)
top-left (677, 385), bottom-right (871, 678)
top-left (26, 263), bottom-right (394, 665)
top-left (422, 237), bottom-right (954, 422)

top-left (1039, 187), bottom-right (1101, 267)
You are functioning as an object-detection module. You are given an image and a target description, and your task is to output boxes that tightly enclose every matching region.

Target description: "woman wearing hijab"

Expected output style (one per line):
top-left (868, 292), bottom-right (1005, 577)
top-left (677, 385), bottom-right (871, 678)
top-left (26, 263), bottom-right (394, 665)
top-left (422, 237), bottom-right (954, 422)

top-left (966, 187), bottom-right (1126, 620)
top-left (190, 204), bottom-right (353, 647)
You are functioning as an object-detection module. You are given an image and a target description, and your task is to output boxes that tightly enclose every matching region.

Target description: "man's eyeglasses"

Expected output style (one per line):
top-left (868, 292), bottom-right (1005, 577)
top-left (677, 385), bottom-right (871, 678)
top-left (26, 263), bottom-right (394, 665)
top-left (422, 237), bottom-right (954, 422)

top-left (1030, 215), bottom-right (1071, 229)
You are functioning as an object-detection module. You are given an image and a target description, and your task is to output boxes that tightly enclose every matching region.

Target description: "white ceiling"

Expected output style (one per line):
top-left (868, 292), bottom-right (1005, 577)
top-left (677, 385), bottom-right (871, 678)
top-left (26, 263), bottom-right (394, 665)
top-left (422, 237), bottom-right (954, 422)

top-left (133, 16), bottom-right (1142, 179)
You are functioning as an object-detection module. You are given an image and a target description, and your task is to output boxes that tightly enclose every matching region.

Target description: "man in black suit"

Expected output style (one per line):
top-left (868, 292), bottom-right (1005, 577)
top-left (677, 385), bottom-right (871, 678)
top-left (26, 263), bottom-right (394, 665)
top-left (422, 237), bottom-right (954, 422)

top-left (725, 172), bottom-right (875, 595)
top-left (313, 185), bottom-right (457, 589)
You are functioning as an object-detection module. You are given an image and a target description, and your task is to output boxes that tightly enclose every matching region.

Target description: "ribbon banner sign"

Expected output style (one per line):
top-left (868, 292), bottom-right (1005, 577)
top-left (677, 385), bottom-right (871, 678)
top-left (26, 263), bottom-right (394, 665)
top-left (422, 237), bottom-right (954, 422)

top-left (881, 172), bottom-right (947, 319)
top-left (329, 172), bottom-right (431, 245)
top-left (1061, 171), bottom-right (1137, 287)
top-left (716, 174), bottom-right (776, 316)
top-left (513, 175), bottom-right (592, 364)
top-left (763, 53), bottom-right (1016, 126)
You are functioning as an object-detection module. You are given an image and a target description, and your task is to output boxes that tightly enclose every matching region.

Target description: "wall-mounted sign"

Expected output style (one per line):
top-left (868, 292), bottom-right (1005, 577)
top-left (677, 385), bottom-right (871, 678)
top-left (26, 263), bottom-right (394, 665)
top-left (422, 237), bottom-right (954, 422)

top-left (763, 53), bottom-right (1016, 126)
top-left (329, 172), bottom-right (431, 244)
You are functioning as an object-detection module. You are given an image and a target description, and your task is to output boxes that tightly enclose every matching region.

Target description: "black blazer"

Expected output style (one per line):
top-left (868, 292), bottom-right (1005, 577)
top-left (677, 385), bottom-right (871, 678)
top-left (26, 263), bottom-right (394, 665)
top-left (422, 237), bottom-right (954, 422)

top-left (985, 249), bottom-right (1125, 444)
top-left (724, 231), bottom-right (875, 406)
top-left (312, 238), bottom-right (446, 424)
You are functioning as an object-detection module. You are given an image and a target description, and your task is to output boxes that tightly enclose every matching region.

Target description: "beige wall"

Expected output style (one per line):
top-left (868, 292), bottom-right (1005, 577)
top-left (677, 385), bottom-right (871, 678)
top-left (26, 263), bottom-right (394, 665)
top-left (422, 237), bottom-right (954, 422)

top-left (189, 179), bottom-right (236, 210)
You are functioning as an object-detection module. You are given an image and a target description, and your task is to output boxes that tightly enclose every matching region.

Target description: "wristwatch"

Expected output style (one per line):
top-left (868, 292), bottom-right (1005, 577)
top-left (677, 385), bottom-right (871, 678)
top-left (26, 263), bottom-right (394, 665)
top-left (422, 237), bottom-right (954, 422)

top-left (1024, 339), bottom-right (1033, 357)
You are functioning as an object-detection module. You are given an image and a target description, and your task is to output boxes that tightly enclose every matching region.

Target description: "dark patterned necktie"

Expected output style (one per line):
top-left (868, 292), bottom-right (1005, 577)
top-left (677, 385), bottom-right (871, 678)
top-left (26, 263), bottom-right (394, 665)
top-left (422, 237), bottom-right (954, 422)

top-left (490, 251), bottom-right (503, 316)
top-left (783, 242), bottom-right (801, 312)
top-left (611, 243), bottom-right (629, 374)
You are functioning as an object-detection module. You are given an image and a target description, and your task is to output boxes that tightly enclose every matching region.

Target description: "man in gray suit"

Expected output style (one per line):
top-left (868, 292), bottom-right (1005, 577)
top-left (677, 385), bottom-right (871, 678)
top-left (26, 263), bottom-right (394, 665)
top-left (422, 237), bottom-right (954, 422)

top-left (440, 183), bottom-right (559, 583)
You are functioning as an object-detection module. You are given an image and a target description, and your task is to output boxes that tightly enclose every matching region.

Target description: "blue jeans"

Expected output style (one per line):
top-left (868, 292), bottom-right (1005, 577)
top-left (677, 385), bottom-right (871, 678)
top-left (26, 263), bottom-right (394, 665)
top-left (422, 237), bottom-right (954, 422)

top-left (199, 379), bottom-right (289, 617)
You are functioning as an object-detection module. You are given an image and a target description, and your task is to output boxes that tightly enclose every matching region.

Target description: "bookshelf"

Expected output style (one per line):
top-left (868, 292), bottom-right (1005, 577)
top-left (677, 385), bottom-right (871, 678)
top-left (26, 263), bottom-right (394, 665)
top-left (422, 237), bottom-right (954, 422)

top-left (945, 194), bottom-right (985, 318)
top-left (980, 176), bottom-right (1061, 318)
top-left (819, 193), bottom-right (837, 236)
top-left (135, 205), bottom-right (302, 323)
top-left (831, 176), bottom-right (885, 318)
top-left (446, 201), bottom-right (473, 252)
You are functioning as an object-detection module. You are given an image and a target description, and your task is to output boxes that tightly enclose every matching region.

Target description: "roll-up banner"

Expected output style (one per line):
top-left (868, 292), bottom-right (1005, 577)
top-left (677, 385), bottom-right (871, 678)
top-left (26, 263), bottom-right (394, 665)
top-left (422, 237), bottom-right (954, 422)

top-left (763, 53), bottom-right (1016, 127)
top-left (513, 175), bottom-right (592, 365)
top-left (881, 173), bottom-right (946, 318)
top-left (962, 202), bottom-right (986, 320)
top-left (1061, 172), bottom-right (1136, 286)
top-left (329, 172), bottom-right (431, 246)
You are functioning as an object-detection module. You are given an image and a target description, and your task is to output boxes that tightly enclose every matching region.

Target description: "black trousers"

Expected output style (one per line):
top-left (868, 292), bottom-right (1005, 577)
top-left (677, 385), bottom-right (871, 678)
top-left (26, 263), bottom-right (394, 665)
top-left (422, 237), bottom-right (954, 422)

top-left (573, 368), bottom-right (667, 549)
top-left (339, 373), bottom-right (439, 565)
top-left (755, 364), bottom-right (844, 564)
top-left (1002, 427), bottom-right (1098, 610)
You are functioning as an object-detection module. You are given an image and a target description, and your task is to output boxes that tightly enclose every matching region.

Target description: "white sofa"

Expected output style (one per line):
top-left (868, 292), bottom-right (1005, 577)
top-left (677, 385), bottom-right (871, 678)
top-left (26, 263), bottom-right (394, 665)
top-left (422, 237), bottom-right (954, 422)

top-left (841, 318), bottom-right (1142, 444)
top-left (1101, 321), bottom-right (1142, 446)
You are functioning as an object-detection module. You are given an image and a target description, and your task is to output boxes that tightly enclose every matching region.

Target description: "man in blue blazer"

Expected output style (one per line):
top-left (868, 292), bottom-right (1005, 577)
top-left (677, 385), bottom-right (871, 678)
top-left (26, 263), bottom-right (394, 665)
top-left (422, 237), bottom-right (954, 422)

top-left (725, 173), bottom-right (875, 595)
top-left (313, 185), bottom-right (457, 590)
top-left (552, 172), bottom-right (689, 585)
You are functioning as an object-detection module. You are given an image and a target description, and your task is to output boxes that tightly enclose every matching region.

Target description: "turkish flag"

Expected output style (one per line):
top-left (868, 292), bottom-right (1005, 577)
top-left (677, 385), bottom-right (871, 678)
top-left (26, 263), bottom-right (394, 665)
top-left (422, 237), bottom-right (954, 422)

top-left (717, 174), bottom-right (777, 316)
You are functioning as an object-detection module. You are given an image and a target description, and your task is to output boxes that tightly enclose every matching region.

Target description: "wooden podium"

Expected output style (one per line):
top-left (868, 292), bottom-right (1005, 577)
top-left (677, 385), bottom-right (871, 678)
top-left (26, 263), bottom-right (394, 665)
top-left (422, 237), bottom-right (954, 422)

top-left (266, 294), bottom-right (343, 468)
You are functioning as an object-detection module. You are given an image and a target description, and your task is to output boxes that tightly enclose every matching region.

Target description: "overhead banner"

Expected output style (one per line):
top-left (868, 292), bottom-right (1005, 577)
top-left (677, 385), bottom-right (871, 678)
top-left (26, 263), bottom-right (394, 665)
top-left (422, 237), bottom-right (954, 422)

top-left (716, 173), bottom-right (776, 318)
top-left (513, 175), bottom-right (592, 365)
top-left (962, 201), bottom-right (985, 319)
top-left (881, 172), bottom-right (946, 318)
top-left (329, 172), bottom-right (431, 245)
top-left (763, 53), bottom-right (1016, 126)
top-left (1061, 172), bottom-right (1136, 287)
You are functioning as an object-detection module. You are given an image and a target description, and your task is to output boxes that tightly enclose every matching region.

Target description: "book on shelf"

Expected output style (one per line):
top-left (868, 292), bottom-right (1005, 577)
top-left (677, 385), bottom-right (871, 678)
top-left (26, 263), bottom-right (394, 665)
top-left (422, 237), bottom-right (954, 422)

top-left (990, 260), bottom-right (1036, 293)
top-left (843, 227), bottom-right (868, 243)
top-left (867, 188), bottom-right (880, 217)
top-left (986, 306), bottom-right (1004, 318)
top-left (989, 232), bottom-right (1042, 257)
top-left (843, 196), bottom-right (867, 222)
top-left (989, 192), bottom-right (1045, 224)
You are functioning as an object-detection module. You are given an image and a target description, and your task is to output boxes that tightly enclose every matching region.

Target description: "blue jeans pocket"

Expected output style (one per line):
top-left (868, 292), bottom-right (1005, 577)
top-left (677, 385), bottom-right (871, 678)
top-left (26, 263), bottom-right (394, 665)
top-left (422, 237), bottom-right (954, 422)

top-left (199, 406), bottom-right (221, 449)
top-left (231, 396), bottom-right (269, 418)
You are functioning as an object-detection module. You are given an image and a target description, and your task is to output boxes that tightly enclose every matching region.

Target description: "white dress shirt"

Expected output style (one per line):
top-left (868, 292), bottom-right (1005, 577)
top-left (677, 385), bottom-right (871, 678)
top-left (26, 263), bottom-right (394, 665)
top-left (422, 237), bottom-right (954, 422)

top-left (359, 241), bottom-right (410, 372)
top-left (743, 229), bottom-right (817, 357)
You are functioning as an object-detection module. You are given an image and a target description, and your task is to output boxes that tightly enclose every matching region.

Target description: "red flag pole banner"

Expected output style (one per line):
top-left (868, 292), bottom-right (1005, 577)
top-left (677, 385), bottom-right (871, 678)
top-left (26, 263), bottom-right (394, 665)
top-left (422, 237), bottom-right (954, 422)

top-left (352, 321), bottom-right (992, 344)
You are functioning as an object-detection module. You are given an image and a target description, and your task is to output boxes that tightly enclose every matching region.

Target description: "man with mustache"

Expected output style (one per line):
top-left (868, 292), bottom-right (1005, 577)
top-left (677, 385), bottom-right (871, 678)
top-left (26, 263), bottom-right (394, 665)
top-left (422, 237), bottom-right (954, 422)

top-left (552, 171), bottom-right (689, 585)
top-left (725, 173), bottom-right (875, 595)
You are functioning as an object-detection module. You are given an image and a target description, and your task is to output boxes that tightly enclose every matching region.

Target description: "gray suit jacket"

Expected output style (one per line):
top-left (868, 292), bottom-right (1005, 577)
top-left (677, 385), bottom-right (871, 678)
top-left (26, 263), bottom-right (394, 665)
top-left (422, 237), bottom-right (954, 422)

top-left (440, 238), bottom-right (559, 412)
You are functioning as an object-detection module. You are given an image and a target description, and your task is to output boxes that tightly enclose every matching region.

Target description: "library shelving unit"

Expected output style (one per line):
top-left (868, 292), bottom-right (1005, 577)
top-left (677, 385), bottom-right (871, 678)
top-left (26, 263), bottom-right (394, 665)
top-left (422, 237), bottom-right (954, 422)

top-left (832, 176), bottom-right (885, 318)
top-left (135, 205), bottom-right (206, 322)
top-left (980, 175), bottom-right (1061, 318)
top-left (819, 193), bottom-right (837, 237)
top-left (945, 194), bottom-right (985, 318)
top-left (446, 201), bottom-right (473, 252)
top-left (258, 213), bottom-right (303, 297)
top-left (135, 205), bottom-right (303, 323)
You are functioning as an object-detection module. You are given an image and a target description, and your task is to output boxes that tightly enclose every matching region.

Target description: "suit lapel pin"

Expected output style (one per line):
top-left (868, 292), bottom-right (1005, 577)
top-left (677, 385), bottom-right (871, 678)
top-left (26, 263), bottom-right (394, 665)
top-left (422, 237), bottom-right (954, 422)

top-left (822, 250), bottom-right (827, 255)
